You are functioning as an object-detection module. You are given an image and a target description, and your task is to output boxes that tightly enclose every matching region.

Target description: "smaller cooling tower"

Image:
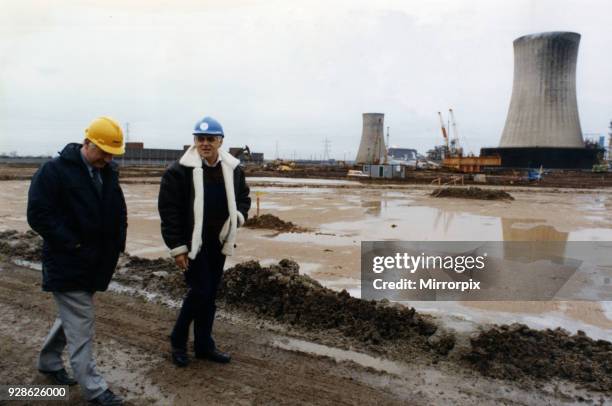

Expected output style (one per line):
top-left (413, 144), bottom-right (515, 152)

top-left (355, 113), bottom-right (387, 164)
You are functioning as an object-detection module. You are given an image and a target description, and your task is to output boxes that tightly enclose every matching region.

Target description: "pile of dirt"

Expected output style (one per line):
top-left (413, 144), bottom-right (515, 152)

top-left (115, 255), bottom-right (187, 300)
top-left (218, 259), bottom-right (440, 350)
top-left (244, 214), bottom-right (307, 232)
top-left (432, 187), bottom-right (514, 200)
top-left (111, 256), bottom-right (445, 352)
top-left (0, 229), bottom-right (42, 261)
top-left (464, 323), bottom-right (612, 392)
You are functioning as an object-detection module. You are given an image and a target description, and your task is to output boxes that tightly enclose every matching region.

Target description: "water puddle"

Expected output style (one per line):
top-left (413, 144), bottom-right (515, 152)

top-left (128, 245), bottom-right (168, 257)
top-left (404, 300), bottom-right (612, 341)
top-left (11, 259), bottom-right (42, 270)
top-left (271, 336), bottom-right (410, 375)
top-left (107, 281), bottom-right (181, 308)
top-left (267, 232), bottom-right (358, 247)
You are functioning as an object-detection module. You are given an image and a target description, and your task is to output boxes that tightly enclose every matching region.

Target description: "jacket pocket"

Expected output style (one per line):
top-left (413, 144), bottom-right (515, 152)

top-left (75, 243), bottom-right (98, 266)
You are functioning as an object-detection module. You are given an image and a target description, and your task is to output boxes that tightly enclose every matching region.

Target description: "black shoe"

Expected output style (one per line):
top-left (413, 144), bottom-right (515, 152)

top-left (89, 389), bottom-right (124, 405)
top-left (171, 347), bottom-right (190, 367)
top-left (195, 348), bottom-right (231, 364)
top-left (38, 368), bottom-right (77, 386)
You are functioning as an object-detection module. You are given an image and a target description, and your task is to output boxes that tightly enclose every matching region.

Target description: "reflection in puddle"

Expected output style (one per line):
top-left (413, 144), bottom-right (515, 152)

top-left (323, 205), bottom-right (503, 241)
top-left (502, 218), bottom-right (568, 241)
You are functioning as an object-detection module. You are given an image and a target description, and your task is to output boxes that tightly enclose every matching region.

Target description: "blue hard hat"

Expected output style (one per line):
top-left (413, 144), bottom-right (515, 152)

top-left (193, 116), bottom-right (224, 137)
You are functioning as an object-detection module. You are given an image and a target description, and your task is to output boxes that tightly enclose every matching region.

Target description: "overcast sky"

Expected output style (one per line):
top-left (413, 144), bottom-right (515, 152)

top-left (1, 0), bottom-right (610, 159)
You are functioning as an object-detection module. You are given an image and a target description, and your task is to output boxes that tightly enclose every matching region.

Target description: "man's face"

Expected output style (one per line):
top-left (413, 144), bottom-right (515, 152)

top-left (82, 140), bottom-right (113, 169)
top-left (195, 135), bottom-right (223, 160)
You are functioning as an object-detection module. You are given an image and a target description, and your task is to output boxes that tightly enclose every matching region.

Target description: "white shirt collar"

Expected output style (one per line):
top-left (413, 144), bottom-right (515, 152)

top-left (202, 153), bottom-right (222, 167)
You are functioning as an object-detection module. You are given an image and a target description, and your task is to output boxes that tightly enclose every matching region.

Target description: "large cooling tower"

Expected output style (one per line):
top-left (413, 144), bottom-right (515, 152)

top-left (481, 32), bottom-right (599, 168)
top-left (355, 113), bottom-right (387, 164)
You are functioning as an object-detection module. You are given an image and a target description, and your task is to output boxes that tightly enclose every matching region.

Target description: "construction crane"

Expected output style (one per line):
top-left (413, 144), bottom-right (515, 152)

top-left (437, 111), bottom-right (449, 151)
top-left (229, 145), bottom-right (252, 161)
top-left (437, 108), bottom-right (501, 172)
top-left (448, 108), bottom-right (463, 157)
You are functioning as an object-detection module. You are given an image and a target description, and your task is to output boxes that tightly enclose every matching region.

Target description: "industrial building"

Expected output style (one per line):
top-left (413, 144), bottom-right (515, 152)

top-left (481, 32), bottom-right (601, 169)
top-left (118, 142), bottom-right (262, 166)
top-left (362, 164), bottom-right (407, 179)
top-left (116, 142), bottom-right (187, 166)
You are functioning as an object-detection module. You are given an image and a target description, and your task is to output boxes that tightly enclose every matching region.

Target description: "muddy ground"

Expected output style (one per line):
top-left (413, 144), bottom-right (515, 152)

top-left (0, 231), bottom-right (611, 405)
top-left (0, 262), bottom-right (609, 406)
top-left (1, 164), bottom-right (612, 405)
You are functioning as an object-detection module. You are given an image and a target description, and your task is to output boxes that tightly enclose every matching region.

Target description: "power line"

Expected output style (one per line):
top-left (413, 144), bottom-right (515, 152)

top-left (322, 137), bottom-right (331, 161)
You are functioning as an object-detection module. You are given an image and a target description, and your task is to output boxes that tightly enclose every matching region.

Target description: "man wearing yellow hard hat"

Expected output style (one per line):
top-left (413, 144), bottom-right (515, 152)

top-left (27, 117), bottom-right (128, 406)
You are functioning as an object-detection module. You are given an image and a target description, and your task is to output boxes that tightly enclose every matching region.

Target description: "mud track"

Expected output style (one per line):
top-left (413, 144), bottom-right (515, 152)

top-left (0, 262), bottom-right (426, 405)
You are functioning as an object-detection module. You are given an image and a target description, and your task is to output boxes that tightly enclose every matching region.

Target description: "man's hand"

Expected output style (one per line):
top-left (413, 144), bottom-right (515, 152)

top-left (174, 254), bottom-right (189, 271)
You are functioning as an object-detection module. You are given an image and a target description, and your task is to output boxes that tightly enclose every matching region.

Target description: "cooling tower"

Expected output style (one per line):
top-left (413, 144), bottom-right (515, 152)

top-left (355, 113), bottom-right (387, 164)
top-left (481, 32), bottom-right (600, 168)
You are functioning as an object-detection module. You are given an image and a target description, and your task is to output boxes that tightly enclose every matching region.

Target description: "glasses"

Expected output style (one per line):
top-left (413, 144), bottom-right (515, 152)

top-left (195, 136), bottom-right (220, 144)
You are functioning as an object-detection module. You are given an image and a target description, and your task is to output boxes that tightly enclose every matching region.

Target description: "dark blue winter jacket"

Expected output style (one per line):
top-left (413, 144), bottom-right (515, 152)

top-left (27, 143), bottom-right (127, 292)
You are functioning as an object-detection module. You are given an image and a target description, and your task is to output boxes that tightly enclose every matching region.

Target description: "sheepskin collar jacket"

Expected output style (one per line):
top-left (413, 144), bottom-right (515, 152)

top-left (158, 147), bottom-right (251, 258)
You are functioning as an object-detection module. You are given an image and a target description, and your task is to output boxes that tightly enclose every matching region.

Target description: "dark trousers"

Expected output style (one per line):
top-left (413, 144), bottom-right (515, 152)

top-left (170, 246), bottom-right (226, 354)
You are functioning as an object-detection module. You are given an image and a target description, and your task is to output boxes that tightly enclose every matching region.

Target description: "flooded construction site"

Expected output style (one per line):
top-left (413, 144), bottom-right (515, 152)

top-left (2, 176), bottom-right (611, 337)
top-left (1, 170), bottom-right (612, 405)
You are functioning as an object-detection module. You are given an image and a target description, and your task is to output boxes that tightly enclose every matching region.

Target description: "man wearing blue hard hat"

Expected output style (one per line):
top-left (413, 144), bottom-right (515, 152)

top-left (157, 116), bottom-right (251, 367)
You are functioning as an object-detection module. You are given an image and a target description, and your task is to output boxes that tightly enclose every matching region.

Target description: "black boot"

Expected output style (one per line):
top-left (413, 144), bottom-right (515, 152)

top-left (171, 347), bottom-right (190, 367)
top-left (195, 348), bottom-right (231, 364)
top-left (89, 389), bottom-right (124, 405)
top-left (38, 368), bottom-right (77, 386)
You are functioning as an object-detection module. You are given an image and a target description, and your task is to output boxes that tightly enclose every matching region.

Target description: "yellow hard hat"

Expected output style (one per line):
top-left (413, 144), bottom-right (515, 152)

top-left (84, 116), bottom-right (125, 155)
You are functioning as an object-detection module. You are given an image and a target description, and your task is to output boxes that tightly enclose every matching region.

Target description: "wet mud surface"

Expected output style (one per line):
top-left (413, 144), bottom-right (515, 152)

top-left (120, 256), bottom-right (187, 300)
top-left (432, 187), bottom-right (514, 200)
top-left (0, 263), bottom-right (424, 405)
top-left (0, 229), bottom-right (42, 261)
top-left (1, 230), bottom-right (611, 403)
top-left (465, 324), bottom-right (612, 392)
